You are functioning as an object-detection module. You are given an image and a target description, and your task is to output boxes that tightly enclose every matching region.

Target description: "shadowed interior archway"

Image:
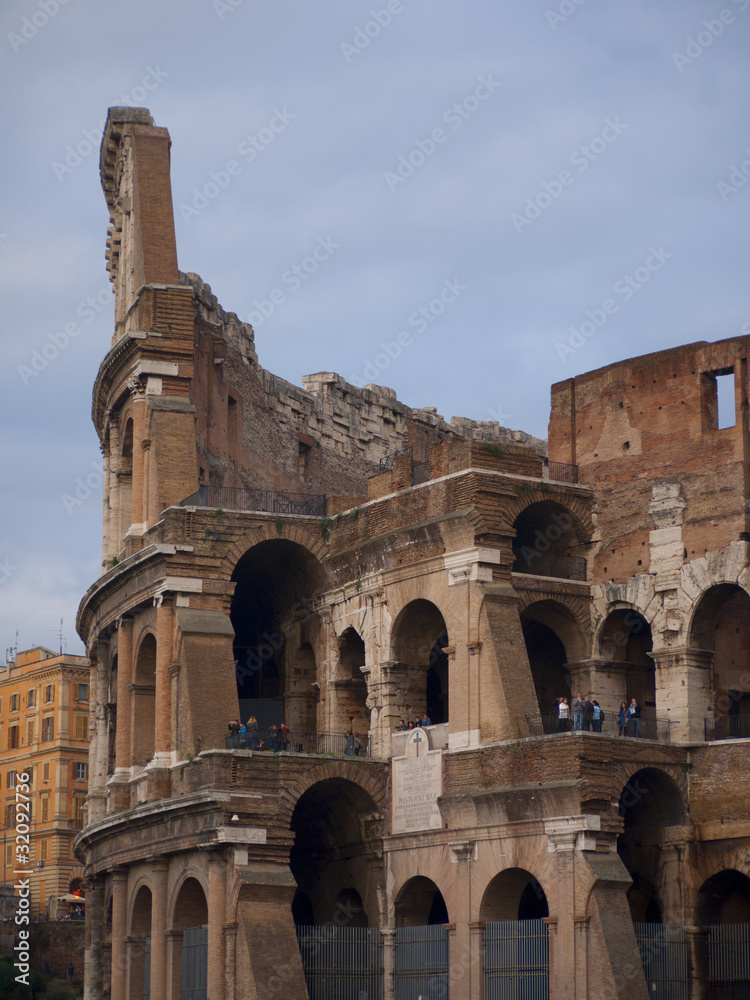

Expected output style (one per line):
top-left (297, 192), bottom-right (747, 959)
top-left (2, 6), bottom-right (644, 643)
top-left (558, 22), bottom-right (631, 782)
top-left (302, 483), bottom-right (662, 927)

top-left (391, 600), bottom-right (449, 724)
top-left (691, 584), bottom-right (750, 734)
top-left (480, 868), bottom-right (549, 921)
top-left (395, 876), bottom-right (449, 927)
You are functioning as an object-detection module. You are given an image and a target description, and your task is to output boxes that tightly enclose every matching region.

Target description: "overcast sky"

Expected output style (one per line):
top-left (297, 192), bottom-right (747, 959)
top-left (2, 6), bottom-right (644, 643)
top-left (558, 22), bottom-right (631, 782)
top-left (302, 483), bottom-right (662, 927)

top-left (1, 0), bottom-right (748, 658)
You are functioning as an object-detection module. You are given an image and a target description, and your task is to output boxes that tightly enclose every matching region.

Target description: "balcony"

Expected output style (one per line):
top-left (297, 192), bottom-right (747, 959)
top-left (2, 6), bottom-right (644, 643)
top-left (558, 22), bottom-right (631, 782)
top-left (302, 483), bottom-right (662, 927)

top-left (180, 485), bottom-right (326, 517)
top-left (704, 715), bottom-right (750, 741)
top-left (527, 710), bottom-right (674, 742)
top-left (512, 550), bottom-right (587, 582)
top-left (225, 727), bottom-right (371, 757)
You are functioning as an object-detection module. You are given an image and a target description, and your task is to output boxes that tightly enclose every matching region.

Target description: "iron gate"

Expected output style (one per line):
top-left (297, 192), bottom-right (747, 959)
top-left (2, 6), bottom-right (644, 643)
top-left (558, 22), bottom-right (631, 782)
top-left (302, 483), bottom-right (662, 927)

top-left (394, 925), bottom-right (449, 1000)
top-left (144, 935), bottom-right (151, 1000)
top-left (181, 925), bottom-right (208, 1000)
top-left (707, 924), bottom-right (750, 1000)
top-left (296, 925), bottom-right (384, 1000)
top-left (634, 923), bottom-right (689, 1000)
top-left (484, 919), bottom-right (549, 1000)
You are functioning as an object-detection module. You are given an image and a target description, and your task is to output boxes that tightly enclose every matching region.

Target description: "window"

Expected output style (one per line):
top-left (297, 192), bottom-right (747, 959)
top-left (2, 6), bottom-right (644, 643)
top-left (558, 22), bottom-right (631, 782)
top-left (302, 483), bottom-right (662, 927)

top-left (39, 839), bottom-right (48, 862)
top-left (43, 762), bottom-right (50, 782)
top-left (77, 683), bottom-right (88, 702)
top-left (27, 720), bottom-right (35, 746)
top-left (40, 795), bottom-right (49, 823)
top-left (10, 693), bottom-right (19, 712)
top-left (75, 763), bottom-right (87, 781)
top-left (7, 771), bottom-right (15, 789)
top-left (73, 797), bottom-right (85, 828)
top-left (4, 803), bottom-right (14, 828)
top-left (701, 367), bottom-right (736, 431)
top-left (27, 689), bottom-right (35, 708)
top-left (44, 684), bottom-right (54, 703)
top-left (75, 715), bottom-right (87, 741)
top-left (41, 717), bottom-right (53, 742)
top-left (9, 726), bottom-right (19, 749)
top-left (0, 696), bottom-right (3, 714)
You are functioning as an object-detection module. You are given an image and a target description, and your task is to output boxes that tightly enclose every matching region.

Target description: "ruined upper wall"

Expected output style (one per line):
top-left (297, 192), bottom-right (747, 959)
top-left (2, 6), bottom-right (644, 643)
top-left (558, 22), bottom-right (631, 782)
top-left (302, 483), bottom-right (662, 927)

top-left (549, 337), bottom-right (750, 581)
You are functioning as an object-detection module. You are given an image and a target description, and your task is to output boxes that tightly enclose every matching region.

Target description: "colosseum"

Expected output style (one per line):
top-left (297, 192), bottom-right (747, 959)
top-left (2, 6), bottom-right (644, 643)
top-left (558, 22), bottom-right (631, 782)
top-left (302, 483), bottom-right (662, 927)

top-left (74, 107), bottom-right (750, 1000)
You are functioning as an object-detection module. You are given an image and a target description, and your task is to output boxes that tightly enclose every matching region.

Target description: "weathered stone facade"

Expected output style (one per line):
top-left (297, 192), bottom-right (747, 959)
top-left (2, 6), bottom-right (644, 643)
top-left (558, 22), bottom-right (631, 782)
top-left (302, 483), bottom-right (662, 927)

top-left (74, 108), bottom-right (750, 1000)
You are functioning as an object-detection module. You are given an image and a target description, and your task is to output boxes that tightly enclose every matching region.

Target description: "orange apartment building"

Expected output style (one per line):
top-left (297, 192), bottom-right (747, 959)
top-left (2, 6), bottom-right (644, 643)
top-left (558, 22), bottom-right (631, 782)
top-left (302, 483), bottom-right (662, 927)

top-left (0, 645), bottom-right (90, 919)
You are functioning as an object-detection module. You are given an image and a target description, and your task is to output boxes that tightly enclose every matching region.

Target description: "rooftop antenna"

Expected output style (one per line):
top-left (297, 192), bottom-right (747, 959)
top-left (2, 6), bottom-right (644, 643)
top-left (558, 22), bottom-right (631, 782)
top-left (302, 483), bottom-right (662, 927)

top-left (52, 618), bottom-right (65, 655)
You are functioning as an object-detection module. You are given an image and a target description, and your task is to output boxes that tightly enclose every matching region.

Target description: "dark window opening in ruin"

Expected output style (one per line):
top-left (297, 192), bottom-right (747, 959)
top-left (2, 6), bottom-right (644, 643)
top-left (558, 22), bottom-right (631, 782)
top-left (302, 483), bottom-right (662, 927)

top-left (392, 601), bottom-right (449, 725)
top-left (512, 501), bottom-right (587, 582)
top-left (599, 609), bottom-right (655, 713)
top-left (227, 394), bottom-right (239, 438)
top-left (130, 885), bottom-right (152, 1000)
top-left (480, 869), bottom-right (549, 922)
top-left (172, 878), bottom-right (208, 1000)
top-left (617, 768), bottom-right (685, 923)
top-left (132, 634), bottom-right (156, 766)
top-left (520, 601), bottom-right (585, 717)
top-left (119, 417), bottom-right (134, 538)
top-left (290, 778), bottom-right (379, 927)
top-left (701, 368), bottom-right (736, 432)
top-left (336, 628), bottom-right (369, 737)
top-left (697, 870), bottom-right (750, 926)
top-left (692, 584), bottom-right (750, 737)
top-left (231, 539), bottom-right (326, 733)
top-left (395, 876), bottom-right (449, 927)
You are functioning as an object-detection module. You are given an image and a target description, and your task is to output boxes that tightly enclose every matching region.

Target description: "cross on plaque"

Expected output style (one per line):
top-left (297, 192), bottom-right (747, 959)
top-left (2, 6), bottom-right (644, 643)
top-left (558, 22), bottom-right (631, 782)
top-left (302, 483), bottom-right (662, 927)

top-left (412, 729), bottom-right (424, 756)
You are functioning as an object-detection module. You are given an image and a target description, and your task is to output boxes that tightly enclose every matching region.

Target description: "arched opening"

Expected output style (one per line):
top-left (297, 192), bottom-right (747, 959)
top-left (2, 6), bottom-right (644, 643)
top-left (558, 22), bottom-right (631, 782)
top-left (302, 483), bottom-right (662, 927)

top-left (481, 869), bottom-right (549, 922)
top-left (617, 768), bottom-right (686, 923)
top-left (395, 876), bottom-right (449, 927)
top-left (290, 778), bottom-right (381, 927)
top-left (230, 540), bottom-right (326, 735)
top-left (692, 585), bottom-right (750, 738)
top-left (696, 870), bottom-right (750, 998)
top-left (132, 635), bottom-right (156, 766)
top-left (599, 609), bottom-right (655, 719)
top-left (119, 417), bottom-right (133, 539)
top-left (391, 601), bottom-right (449, 725)
top-left (520, 601), bottom-right (584, 717)
top-left (512, 501), bottom-right (588, 582)
top-left (107, 653), bottom-right (118, 777)
top-left (336, 628), bottom-right (369, 738)
top-left (171, 877), bottom-right (208, 1000)
top-left (130, 885), bottom-right (152, 1000)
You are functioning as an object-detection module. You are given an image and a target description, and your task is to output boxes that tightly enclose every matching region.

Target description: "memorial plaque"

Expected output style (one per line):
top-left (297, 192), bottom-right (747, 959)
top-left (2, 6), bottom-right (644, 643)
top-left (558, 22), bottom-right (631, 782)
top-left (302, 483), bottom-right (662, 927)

top-left (392, 746), bottom-right (442, 834)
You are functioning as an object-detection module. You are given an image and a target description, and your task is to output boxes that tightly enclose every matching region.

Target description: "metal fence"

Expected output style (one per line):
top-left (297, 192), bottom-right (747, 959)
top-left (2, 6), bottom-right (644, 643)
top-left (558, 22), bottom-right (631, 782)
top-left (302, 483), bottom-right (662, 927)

top-left (484, 919), bottom-right (549, 1000)
top-left (225, 727), bottom-right (371, 757)
top-left (544, 459), bottom-right (579, 484)
top-left (707, 923), bottom-right (750, 999)
top-left (705, 715), bottom-right (750, 741)
top-left (511, 549), bottom-right (587, 582)
top-left (179, 484), bottom-right (327, 517)
top-left (395, 925), bottom-right (449, 1000)
top-left (635, 923), bottom-right (689, 1000)
top-left (297, 925), bottom-right (384, 1000)
top-left (379, 447), bottom-right (413, 473)
top-left (526, 710), bottom-right (672, 742)
top-left (181, 926), bottom-right (208, 1000)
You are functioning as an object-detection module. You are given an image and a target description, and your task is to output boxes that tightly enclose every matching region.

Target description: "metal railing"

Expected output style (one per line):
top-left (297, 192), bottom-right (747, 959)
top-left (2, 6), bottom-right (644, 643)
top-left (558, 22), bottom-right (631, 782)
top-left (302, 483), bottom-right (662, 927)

top-left (225, 727), bottom-right (370, 757)
top-left (704, 714), bottom-right (750, 741)
top-left (379, 446), bottom-right (413, 473)
top-left (544, 459), bottom-right (579, 484)
top-left (180, 485), bottom-right (326, 517)
top-left (527, 710), bottom-right (673, 742)
top-left (297, 926), bottom-right (384, 1000)
top-left (512, 549), bottom-right (587, 582)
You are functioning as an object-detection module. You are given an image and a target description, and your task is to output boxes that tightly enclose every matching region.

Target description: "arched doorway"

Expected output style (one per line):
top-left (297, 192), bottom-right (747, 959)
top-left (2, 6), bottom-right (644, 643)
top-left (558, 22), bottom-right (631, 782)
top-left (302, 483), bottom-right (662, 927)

top-left (336, 627), bottom-right (369, 738)
top-left (130, 885), bottom-right (152, 1000)
top-left (692, 585), bottom-right (750, 738)
top-left (231, 540), bottom-right (326, 736)
top-left (391, 601), bottom-right (449, 725)
top-left (480, 870), bottom-right (549, 998)
top-left (512, 501), bottom-right (588, 582)
top-left (394, 877), bottom-right (449, 1000)
top-left (132, 635), bottom-right (156, 766)
top-left (520, 601), bottom-right (584, 720)
top-left (600, 609), bottom-right (655, 723)
top-left (696, 870), bottom-right (750, 999)
top-left (171, 877), bottom-right (208, 1000)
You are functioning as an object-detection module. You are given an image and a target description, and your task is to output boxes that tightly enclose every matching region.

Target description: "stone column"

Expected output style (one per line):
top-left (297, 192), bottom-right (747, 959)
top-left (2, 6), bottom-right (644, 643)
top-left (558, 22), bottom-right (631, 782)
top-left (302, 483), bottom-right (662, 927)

top-left (150, 858), bottom-right (169, 1000)
top-left (469, 921), bottom-right (485, 1000)
top-left (450, 842), bottom-right (473, 1000)
top-left (573, 915), bottom-right (589, 999)
top-left (224, 922), bottom-right (237, 1000)
top-left (110, 868), bottom-right (129, 1000)
top-left (152, 596), bottom-right (174, 766)
top-left (88, 642), bottom-right (110, 824)
top-left (207, 852), bottom-right (228, 1000)
top-left (84, 874), bottom-right (106, 1000)
top-left (685, 925), bottom-right (709, 1000)
top-left (651, 646), bottom-right (713, 742)
top-left (110, 617), bottom-right (133, 811)
top-left (382, 928), bottom-right (395, 1000)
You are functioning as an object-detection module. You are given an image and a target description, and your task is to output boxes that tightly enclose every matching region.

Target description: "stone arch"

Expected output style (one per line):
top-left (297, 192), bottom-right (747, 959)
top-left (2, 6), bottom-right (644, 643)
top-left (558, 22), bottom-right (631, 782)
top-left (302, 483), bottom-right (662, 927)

top-left (129, 883), bottom-right (152, 1000)
top-left (278, 759), bottom-right (389, 830)
top-left (519, 600), bottom-right (587, 713)
top-left (335, 626), bottom-right (369, 737)
top-left (229, 537), bottom-right (328, 734)
top-left (132, 632), bottom-right (156, 766)
top-left (690, 583), bottom-right (750, 734)
top-left (288, 776), bottom-right (384, 927)
top-left (390, 599), bottom-right (450, 725)
top-left (219, 522), bottom-right (330, 582)
top-left (395, 875), bottom-right (449, 926)
top-left (696, 869), bottom-right (750, 925)
top-left (597, 606), bottom-right (654, 715)
top-left (119, 416), bottom-right (134, 538)
top-left (480, 868), bottom-right (549, 921)
top-left (504, 490), bottom-right (595, 541)
top-left (616, 767), bottom-right (687, 922)
top-left (170, 876), bottom-right (208, 1000)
